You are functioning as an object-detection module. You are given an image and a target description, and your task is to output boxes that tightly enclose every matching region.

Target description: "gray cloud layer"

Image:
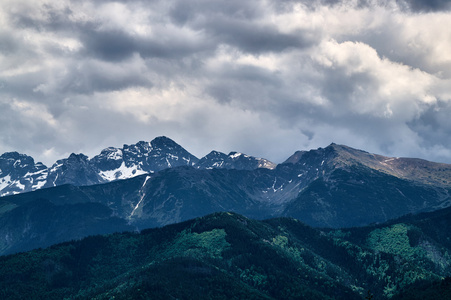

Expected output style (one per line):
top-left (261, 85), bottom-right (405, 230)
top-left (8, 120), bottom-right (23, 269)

top-left (1, 0), bottom-right (451, 165)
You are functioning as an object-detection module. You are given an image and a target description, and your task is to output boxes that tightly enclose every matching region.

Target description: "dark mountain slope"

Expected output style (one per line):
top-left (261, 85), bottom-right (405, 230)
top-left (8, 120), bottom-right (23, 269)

top-left (0, 167), bottom-right (278, 255)
top-left (1, 211), bottom-right (450, 299)
top-left (0, 212), bottom-right (363, 299)
top-left (1, 153), bottom-right (450, 256)
top-left (0, 196), bottom-right (132, 255)
top-left (282, 165), bottom-right (448, 227)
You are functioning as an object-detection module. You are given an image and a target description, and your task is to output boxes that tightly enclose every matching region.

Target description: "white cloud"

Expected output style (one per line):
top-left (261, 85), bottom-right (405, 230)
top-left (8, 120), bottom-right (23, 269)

top-left (1, 0), bottom-right (451, 165)
top-left (313, 39), bottom-right (437, 119)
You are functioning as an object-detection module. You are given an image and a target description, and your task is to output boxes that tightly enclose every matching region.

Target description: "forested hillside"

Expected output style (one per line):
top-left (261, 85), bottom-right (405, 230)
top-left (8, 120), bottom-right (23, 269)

top-left (1, 211), bottom-right (450, 299)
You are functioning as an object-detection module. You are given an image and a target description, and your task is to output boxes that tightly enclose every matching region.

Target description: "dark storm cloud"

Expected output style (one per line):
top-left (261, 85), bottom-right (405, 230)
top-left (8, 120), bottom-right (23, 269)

top-left (81, 28), bottom-right (137, 62)
top-left (6, 1), bottom-right (75, 33)
top-left (54, 59), bottom-right (153, 95)
top-left (79, 27), bottom-right (211, 62)
top-left (0, 31), bottom-right (21, 54)
top-left (168, 0), bottom-right (315, 54)
top-left (203, 61), bottom-right (290, 112)
top-left (318, 65), bottom-right (376, 109)
top-left (316, 0), bottom-right (373, 8)
top-left (207, 20), bottom-right (312, 54)
top-left (408, 101), bottom-right (451, 149)
top-left (402, 0), bottom-right (451, 12)
top-left (169, 0), bottom-right (263, 25)
top-left (316, 0), bottom-right (451, 12)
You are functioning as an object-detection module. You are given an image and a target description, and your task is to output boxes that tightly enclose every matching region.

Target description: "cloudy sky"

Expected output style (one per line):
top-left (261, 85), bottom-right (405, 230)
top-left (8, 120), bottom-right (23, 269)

top-left (1, 0), bottom-right (451, 166)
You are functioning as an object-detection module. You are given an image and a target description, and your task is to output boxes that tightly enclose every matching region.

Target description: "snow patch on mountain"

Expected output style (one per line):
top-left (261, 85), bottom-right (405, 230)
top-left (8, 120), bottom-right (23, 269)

top-left (130, 175), bottom-right (152, 218)
top-left (229, 152), bottom-right (243, 159)
top-left (32, 180), bottom-right (47, 190)
top-left (0, 175), bottom-right (12, 191)
top-left (99, 162), bottom-right (148, 181)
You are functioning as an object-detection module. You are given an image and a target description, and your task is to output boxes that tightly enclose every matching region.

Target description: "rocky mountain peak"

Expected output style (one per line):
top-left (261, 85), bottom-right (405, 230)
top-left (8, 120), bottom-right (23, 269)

top-left (206, 150), bottom-right (226, 157)
top-left (0, 152), bottom-right (46, 178)
top-left (0, 152), bottom-right (48, 196)
top-left (196, 151), bottom-right (229, 169)
top-left (326, 143), bottom-right (370, 159)
top-left (282, 150), bottom-right (307, 164)
top-left (96, 147), bottom-right (123, 160)
top-left (284, 143), bottom-right (373, 168)
top-left (196, 150), bottom-right (276, 170)
top-left (150, 136), bottom-right (178, 148)
top-left (89, 137), bottom-right (200, 181)
top-left (0, 151), bottom-right (22, 160)
top-left (124, 141), bottom-right (152, 153)
top-left (284, 146), bottom-right (334, 166)
top-left (67, 153), bottom-right (89, 162)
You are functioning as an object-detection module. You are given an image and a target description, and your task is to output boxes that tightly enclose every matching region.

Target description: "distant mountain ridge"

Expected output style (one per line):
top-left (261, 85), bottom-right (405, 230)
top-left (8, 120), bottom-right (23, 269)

top-left (284, 142), bottom-right (451, 187)
top-left (3, 137), bottom-right (450, 198)
top-left (0, 136), bottom-right (276, 197)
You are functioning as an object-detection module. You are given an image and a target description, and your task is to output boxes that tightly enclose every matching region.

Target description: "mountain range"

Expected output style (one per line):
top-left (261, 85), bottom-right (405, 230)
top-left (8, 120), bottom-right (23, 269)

top-left (1, 137), bottom-right (451, 256)
top-left (0, 136), bottom-right (275, 197)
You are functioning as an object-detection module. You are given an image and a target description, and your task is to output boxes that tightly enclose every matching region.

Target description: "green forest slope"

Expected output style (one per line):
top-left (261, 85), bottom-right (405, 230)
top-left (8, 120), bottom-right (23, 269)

top-left (1, 210), bottom-right (450, 299)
